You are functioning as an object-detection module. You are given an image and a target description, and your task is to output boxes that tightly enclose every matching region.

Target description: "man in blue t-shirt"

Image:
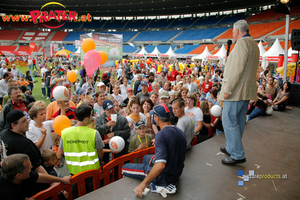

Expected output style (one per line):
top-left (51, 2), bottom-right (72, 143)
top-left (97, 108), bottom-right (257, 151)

top-left (122, 104), bottom-right (186, 198)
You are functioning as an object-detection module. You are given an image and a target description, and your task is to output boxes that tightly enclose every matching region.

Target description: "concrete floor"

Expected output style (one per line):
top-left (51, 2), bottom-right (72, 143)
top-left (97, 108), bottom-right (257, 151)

top-left (77, 107), bottom-right (300, 200)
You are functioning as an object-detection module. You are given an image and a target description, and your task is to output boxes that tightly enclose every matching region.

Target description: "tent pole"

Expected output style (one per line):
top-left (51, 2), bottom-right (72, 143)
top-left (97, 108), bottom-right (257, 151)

top-left (283, 14), bottom-right (289, 83)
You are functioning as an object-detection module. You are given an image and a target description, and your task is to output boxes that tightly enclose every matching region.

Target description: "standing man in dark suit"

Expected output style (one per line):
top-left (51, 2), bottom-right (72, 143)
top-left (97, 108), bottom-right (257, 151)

top-left (219, 20), bottom-right (259, 165)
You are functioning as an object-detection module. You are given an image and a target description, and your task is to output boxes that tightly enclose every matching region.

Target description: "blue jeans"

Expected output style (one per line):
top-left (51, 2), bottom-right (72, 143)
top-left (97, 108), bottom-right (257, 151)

top-left (222, 100), bottom-right (249, 160)
top-left (122, 155), bottom-right (153, 180)
top-left (248, 107), bottom-right (264, 121)
top-left (42, 88), bottom-right (46, 96)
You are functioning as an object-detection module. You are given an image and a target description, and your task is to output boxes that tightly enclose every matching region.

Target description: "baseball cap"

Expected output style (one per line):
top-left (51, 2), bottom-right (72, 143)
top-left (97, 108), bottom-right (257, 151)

top-left (135, 121), bottom-right (147, 129)
top-left (178, 81), bottom-right (183, 84)
top-left (140, 81), bottom-right (148, 86)
top-left (102, 100), bottom-right (115, 111)
top-left (159, 91), bottom-right (170, 99)
top-left (97, 82), bottom-right (105, 87)
top-left (20, 74), bottom-right (25, 78)
top-left (79, 88), bottom-right (86, 95)
top-left (149, 104), bottom-right (170, 118)
top-left (5, 110), bottom-right (26, 129)
top-left (142, 74), bottom-right (149, 78)
top-left (127, 88), bottom-right (133, 92)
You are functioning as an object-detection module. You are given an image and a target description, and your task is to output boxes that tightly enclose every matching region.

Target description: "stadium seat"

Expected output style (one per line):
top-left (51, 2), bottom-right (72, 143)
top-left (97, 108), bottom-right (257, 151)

top-left (81, 21), bottom-right (105, 30)
top-left (124, 20), bottom-right (149, 30)
top-left (188, 44), bottom-right (218, 54)
top-left (123, 45), bottom-right (138, 53)
top-left (168, 18), bottom-right (197, 29)
top-left (218, 13), bottom-right (248, 25)
top-left (51, 31), bottom-right (69, 41)
top-left (133, 30), bottom-right (181, 42)
top-left (191, 15), bottom-right (223, 28)
top-left (174, 45), bottom-right (201, 54)
top-left (10, 22), bottom-right (35, 28)
top-left (173, 27), bottom-right (230, 41)
top-left (146, 19), bottom-right (172, 29)
top-left (270, 19), bottom-right (300, 36)
top-left (62, 21), bottom-right (83, 30)
top-left (18, 31), bottom-right (50, 41)
top-left (0, 30), bottom-right (23, 40)
top-left (102, 20), bottom-right (127, 30)
top-left (0, 46), bottom-right (17, 51)
top-left (99, 31), bottom-right (138, 42)
top-left (247, 8), bottom-right (278, 22)
top-left (63, 31), bottom-right (89, 41)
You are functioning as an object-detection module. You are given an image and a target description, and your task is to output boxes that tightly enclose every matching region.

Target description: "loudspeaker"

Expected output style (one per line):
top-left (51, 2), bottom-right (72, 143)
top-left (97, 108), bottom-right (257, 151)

top-left (287, 83), bottom-right (300, 106)
top-left (291, 29), bottom-right (300, 51)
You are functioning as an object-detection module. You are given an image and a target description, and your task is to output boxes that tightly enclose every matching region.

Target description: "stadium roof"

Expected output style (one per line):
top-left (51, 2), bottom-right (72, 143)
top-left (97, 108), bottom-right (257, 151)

top-left (2, 0), bottom-right (278, 17)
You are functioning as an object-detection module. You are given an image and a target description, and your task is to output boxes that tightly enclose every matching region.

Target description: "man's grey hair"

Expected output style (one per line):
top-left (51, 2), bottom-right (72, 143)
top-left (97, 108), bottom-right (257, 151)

top-left (233, 20), bottom-right (249, 34)
top-left (1, 154), bottom-right (29, 181)
top-left (137, 74), bottom-right (143, 79)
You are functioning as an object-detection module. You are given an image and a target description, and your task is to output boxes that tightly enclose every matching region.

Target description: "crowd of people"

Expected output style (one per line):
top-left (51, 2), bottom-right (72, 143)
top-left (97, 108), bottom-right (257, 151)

top-left (0, 19), bottom-right (293, 199)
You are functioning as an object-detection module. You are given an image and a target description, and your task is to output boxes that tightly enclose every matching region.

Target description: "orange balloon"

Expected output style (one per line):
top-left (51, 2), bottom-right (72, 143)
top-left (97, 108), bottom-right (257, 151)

top-left (82, 38), bottom-right (95, 53)
top-left (99, 51), bottom-right (108, 65)
top-left (53, 115), bottom-right (71, 136)
top-left (67, 71), bottom-right (77, 83)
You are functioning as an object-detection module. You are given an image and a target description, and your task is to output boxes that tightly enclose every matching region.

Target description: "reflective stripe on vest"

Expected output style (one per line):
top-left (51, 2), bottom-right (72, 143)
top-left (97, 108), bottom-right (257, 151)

top-left (66, 157), bottom-right (99, 167)
top-left (64, 151), bottom-right (96, 157)
top-left (62, 126), bottom-right (100, 175)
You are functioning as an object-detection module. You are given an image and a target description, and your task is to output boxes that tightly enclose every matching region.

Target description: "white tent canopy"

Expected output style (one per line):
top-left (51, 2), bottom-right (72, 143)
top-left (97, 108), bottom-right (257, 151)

top-left (258, 41), bottom-right (266, 56)
top-left (192, 46), bottom-right (212, 61)
top-left (147, 46), bottom-right (161, 57)
top-left (207, 44), bottom-right (227, 65)
top-left (262, 38), bottom-right (285, 61)
top-left (161, 47), bottom-right (176, 58)
top-left (288, 47), bottom-right (299, 56)
top-left (74, 47), bottom-right (81, 55)
top-left (133, 46), bottom-right (148, 57)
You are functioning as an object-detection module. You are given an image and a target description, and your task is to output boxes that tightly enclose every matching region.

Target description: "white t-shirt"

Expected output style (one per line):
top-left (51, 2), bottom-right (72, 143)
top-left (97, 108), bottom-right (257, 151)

top-left (184, 107), bottom-right (203, 129)
top-left (72, 69), bottom-right (79, 77)
top-left (126, 113), bottom-right (147, 143)
top-left (26, 120), bottom-right (54, 152)
top-left (41, 67), bottom-right (47, 78)
top-left (112, 94), bottom-right (123, 105)
top-left (94, 103), bottom-right (104, 116)
top-left (120, 84), bottom-right (131, 99)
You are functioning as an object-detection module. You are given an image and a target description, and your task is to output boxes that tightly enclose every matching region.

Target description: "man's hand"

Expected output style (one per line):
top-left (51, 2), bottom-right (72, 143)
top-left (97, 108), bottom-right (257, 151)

top-left (40, 126), bottom-right (47, 135)
top-left (135, 183), bottom-right (147, 198)
top-left (107, 120), bottom-right (116, 127)
top-left (107, 132), bottom-right (114, 139)
top-left (128, 121), bottom-right (134, 130)
top-left (100, 161), bottom-right (105, 166)
top-left (61, 175), bottom-right (71, 185)
top-left (223, 92), bottom-right (231, 99)
top-left (151, 139), bottom-right (155, 146)
top-left (103, 139), bottom-right (110, 144)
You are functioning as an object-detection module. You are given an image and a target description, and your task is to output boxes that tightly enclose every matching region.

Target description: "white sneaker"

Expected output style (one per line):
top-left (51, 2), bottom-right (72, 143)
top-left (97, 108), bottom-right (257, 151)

top-left (42, 95), bottom-right (45, 98)
top-left (150, 183), bottom-right (176, 198)
top-left (46, 97), bottom-right (49, 99)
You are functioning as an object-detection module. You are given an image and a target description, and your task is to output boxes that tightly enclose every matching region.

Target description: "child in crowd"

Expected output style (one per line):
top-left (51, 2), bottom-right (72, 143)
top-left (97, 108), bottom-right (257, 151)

top-left (75, 79), bottom-right (81, 91)
top-left (208, 101), bottom-right (216, 138)
top-left (41, 78), bottom-right (46, 98)
top-left (128, 121), bottom-right (153, 163)
top-left (41, 149), bottom-right (58, 176)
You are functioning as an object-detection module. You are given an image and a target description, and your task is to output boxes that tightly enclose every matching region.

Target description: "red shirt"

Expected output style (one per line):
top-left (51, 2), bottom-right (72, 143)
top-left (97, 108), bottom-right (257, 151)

top-left (166, 75), bottom-right (173, 81)
top-left (187, 68), bottom-right (192, 75)
top-left (5, 58), bottom-right (9, 65)
top-left (209, 115), bottom-right (217, 138)
top-left (147, 82), bottom-right (153, 92)
top-left (52, 107), bottom-right (77, 120)
top-left (32, 59), bottom-right (36, 64)
top-left (171, 70), bottom-right (179, 80)
top-left (202, 81), bottom-right (213, 94)
top-left (12, 99), bottom-right (28, 113)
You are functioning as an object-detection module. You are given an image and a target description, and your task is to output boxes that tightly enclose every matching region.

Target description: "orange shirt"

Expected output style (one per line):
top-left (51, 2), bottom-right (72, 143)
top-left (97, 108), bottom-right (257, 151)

top-left (18, 80), bottom-right (29, 86)
top-left (46, 100), bottom-right (76, 120)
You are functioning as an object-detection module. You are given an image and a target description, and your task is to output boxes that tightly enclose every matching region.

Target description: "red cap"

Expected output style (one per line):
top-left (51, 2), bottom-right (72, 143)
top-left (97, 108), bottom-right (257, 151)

top-left (127, 88), bottom-right (133, 92)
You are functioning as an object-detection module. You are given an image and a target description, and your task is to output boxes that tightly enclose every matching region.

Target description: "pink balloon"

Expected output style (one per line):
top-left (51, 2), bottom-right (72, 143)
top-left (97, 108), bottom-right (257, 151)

top-left (84, 50), bottom-right (101, 77)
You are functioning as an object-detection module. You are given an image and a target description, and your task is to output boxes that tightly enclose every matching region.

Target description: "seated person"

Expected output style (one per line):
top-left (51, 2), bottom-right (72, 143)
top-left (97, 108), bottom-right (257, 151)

top-left (273, 81), bottom-right (291, 111)
top-left (41, 149), bottom-right (58, 176)
top-left (128, 121), bottom-right (153, 163)
top-left (0, 154), bottom-right (70, 200)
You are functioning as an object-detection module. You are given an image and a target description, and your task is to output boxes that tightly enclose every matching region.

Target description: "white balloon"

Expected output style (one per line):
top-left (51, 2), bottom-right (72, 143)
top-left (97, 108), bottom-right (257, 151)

top-left (109, 136), bottom-right (125, 153)
top-left (211, 105), bottom-right (222, 117)
top-left (265, 107), bottom-right (273, 115)
top-left (53, 86), bottom-right (69, 101)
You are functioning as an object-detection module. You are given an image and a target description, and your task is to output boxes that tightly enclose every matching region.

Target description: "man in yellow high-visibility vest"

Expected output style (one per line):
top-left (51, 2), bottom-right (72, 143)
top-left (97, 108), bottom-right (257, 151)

top-left (57, 105), bottom-right (105, 175)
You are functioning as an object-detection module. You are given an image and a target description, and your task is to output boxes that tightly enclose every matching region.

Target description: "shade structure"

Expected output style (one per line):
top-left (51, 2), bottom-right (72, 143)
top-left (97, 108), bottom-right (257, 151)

top-left (147, 46), bottom-right (161, 57)
top-left (55, 47), bottom-right (72, 57)
top-left (192, 46), bottom-right (212, 61)
top-left (133, 46), bottom-right (148, 57)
